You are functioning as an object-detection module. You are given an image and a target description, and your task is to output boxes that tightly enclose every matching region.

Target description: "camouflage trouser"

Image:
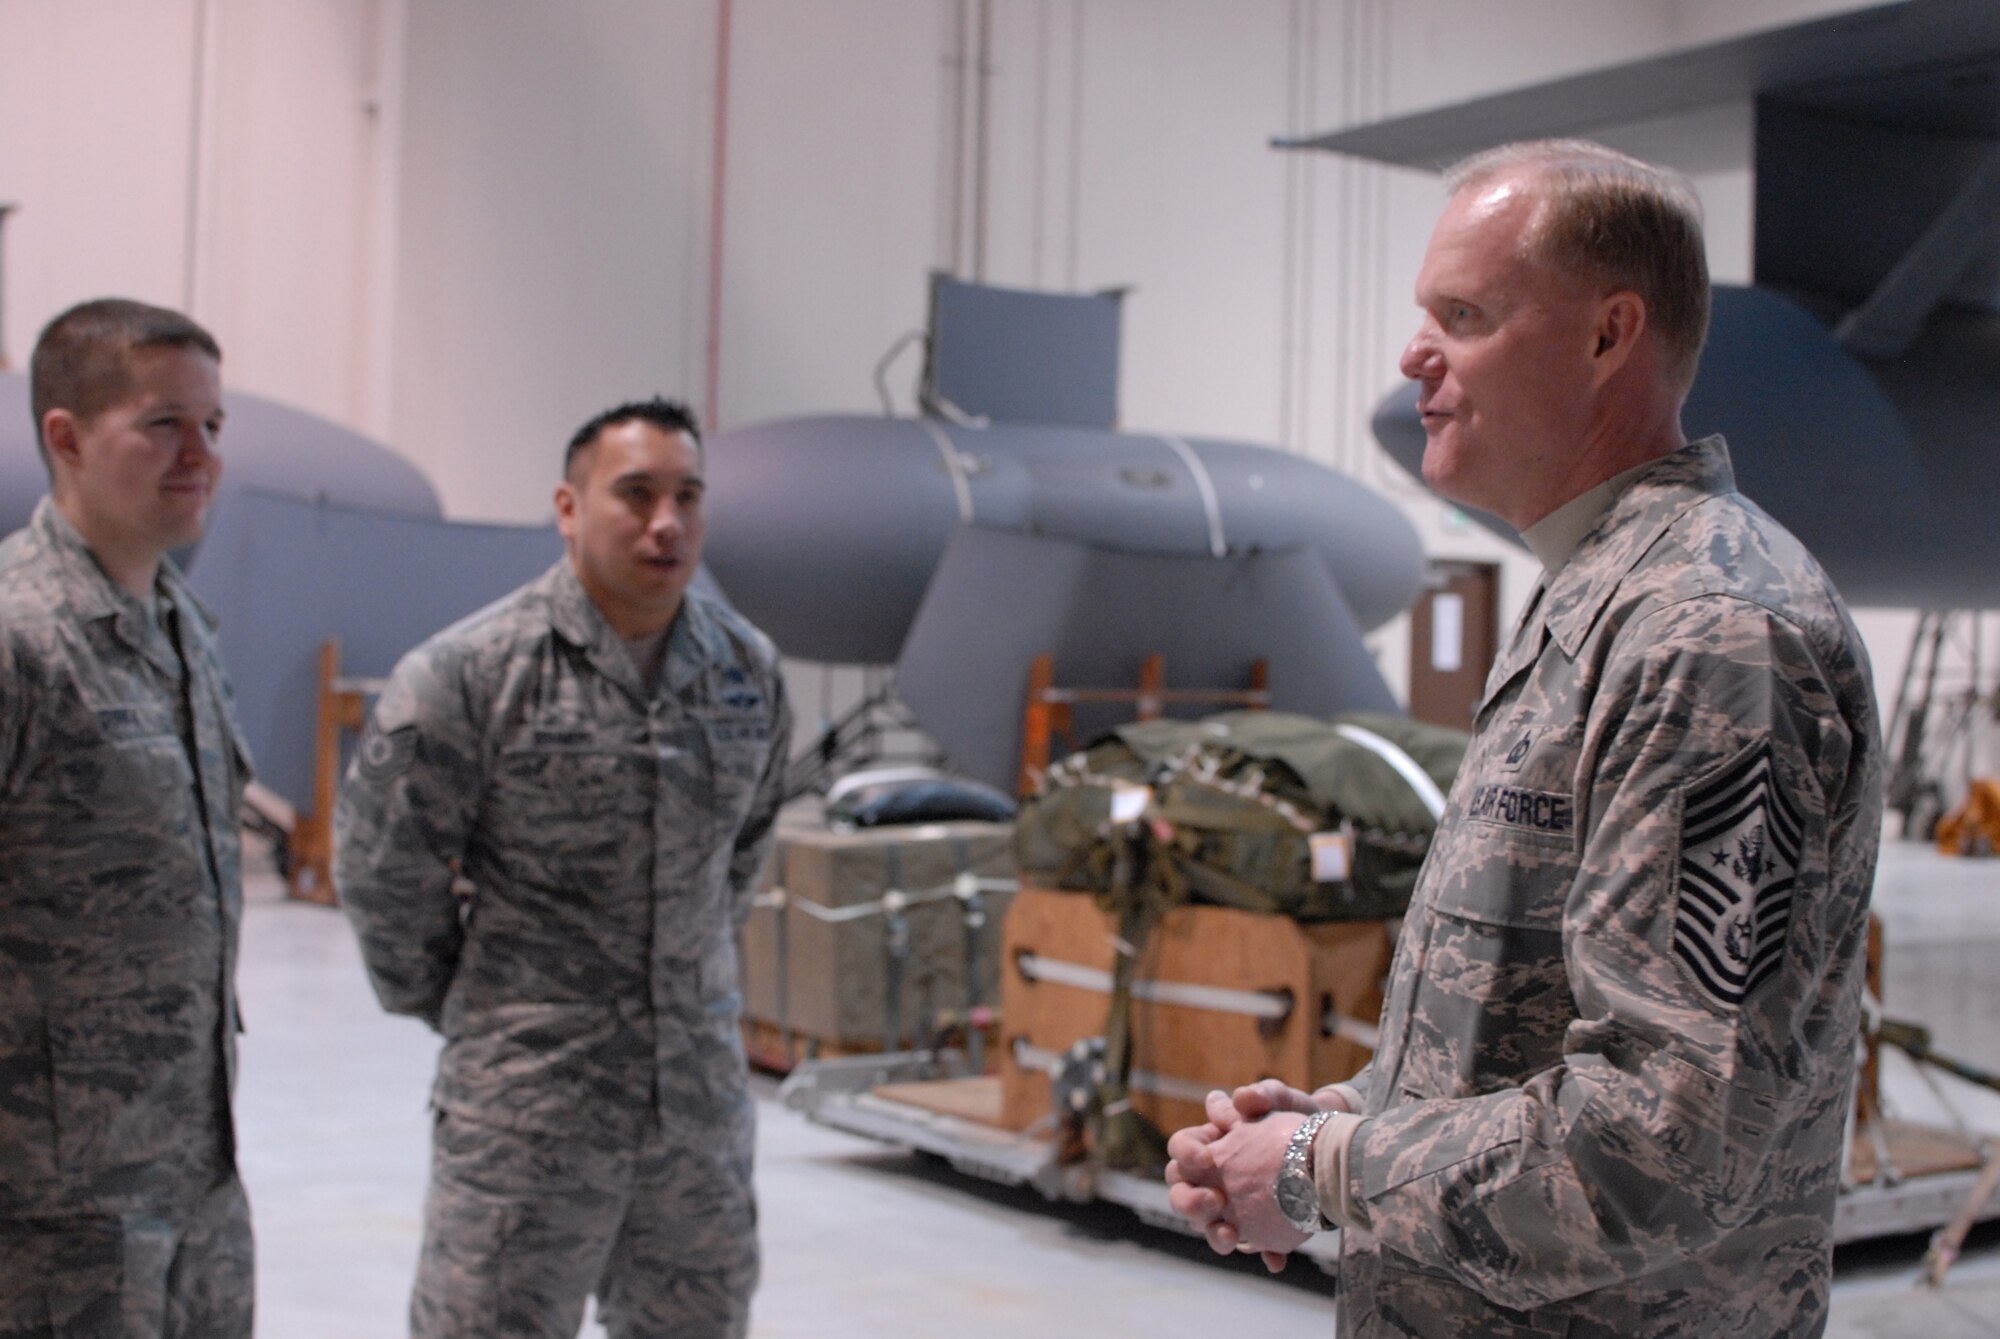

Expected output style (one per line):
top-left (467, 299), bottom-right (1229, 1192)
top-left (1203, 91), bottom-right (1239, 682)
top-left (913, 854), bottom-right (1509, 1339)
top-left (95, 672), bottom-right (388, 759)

top-left (0, 1171), bottom-right (253, 1339)
top-left (412, 1108), bottom-right (757, 1339)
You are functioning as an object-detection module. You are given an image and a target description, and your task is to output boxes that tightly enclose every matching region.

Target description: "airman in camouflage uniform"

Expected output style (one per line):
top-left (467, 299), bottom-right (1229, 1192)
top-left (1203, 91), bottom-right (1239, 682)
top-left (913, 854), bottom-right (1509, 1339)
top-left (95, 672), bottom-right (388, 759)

top-left (335, 399), bottom-right (789, 1339)
top-left (0, 300), bottom-right (253, 1337)
top-left (1167, 142), bottom-right (1882, 1338)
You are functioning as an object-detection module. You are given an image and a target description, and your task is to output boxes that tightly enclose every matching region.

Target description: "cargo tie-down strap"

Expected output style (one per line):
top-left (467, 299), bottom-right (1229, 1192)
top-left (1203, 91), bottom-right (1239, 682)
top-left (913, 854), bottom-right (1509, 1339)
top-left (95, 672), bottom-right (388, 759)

top-left (1011, 951), bottom-right (1382, 1050)
top-left (748, 872), bottom-right (1020, 924)
top-left (748, 868), bottom-right (1021, 1058)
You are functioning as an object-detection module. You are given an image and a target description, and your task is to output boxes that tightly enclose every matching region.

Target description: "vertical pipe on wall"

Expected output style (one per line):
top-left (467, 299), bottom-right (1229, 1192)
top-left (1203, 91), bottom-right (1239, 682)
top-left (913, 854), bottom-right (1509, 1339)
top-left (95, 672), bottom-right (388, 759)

top-left (1298, 0), bottom-right (1319, 460)
top-left (944, 0), bottom-right (970, 276)
top-left (1341, 0), bottom-right (1363, 476)
top-left (1280, 0), bottom-right (1321, 460)
top-left (181, 0), bottom-right (220, 316)
top-left (1066, 0), bottom-right (1084, 291)
top-left (1280, 0), bottom-right (1301, 453)
top-left (1362, 0), bottom-right (1422, 498)
top-left (1328, 0), bottom-right (1357, 474)
top-left (971, 0), bottom-right (994, 282)
top-left (704, 0), bottom-right (735, 431)
top-left (1030, 0), bottom-right (1051, 287)
top-left (1367, 0), bottom-right (1397, 485)
top-left (361, 0), bottom-right (409, 442)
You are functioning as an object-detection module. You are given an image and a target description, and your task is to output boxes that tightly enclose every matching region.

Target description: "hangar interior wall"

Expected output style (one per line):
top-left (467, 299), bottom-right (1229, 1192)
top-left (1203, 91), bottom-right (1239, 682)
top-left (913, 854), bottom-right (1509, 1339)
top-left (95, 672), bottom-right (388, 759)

top-left (0, 0), bottom-right (1950, 750)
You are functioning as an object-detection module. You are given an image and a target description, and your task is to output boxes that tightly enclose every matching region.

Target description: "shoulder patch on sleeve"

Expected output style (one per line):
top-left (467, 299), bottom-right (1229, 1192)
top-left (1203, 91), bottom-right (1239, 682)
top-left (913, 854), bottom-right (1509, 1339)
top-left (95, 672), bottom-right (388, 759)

top-left (1674, 742), bottom-right (1804, 1011)
top-left (356, 715), bottom-right (418, 784)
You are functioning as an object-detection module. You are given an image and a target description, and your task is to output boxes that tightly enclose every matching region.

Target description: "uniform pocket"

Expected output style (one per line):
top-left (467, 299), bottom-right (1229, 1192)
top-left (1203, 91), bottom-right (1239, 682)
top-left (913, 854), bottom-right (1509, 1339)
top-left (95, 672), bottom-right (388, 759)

top-left (485, 740), bottom-right (651, 880)
top-left (434, 1002), bottom-right (647, 1139)
top-left (696, 718), bottom-right (771, 832)
top-left (45, 990), bottom-right (215, 1199)
top-left (493, 741), bottom-right (643, 820)
top-left (1372, 1253), bottom-right (1573, 1338)
top-left (0, 1015), bottom-right (58, 1211)
top-left (0, 1217), bottom-right (126, 1335)
top-left (1403, 862), bottom-right (1576, 1098)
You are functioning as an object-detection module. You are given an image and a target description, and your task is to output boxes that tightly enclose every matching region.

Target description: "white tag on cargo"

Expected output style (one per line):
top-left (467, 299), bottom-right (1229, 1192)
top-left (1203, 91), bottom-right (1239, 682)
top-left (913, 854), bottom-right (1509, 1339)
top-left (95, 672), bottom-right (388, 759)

top-left (1110, 784), bottom-right (1150, 824)
top-left (1309, 831), bottom-right (1352, 882)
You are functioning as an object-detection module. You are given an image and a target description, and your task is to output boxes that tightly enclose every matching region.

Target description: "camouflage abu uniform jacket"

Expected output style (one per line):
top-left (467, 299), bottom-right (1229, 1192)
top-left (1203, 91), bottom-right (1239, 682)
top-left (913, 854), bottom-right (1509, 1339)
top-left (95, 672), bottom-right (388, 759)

top-left (0, 498), bottom-right (251, 1217)
top-left (1334, 438), bottom-right (1882, 1338)
top-left (334, 560), bottom-right (789, 1147)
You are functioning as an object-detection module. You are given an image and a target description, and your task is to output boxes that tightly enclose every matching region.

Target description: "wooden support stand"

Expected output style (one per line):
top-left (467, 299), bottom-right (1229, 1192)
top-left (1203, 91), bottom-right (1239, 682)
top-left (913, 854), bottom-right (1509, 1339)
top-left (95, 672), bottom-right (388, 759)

top-left (997, 885), bottom-right (1391, 1136)
top-left (1018, 652), bottom-right (1269, 796)
top-left (287, 639), bottom-right (383, 906)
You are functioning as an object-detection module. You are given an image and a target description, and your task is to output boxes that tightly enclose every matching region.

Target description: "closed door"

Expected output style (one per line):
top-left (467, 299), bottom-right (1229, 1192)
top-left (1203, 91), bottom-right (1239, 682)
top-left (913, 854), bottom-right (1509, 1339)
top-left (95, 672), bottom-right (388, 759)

top-left (1408, 561), bottom-right (1499, 729)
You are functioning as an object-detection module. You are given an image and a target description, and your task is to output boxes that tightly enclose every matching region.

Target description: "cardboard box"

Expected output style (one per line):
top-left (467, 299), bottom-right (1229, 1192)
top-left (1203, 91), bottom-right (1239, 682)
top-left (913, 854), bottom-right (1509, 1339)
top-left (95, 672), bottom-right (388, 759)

top-left (738, 819), bottom-right (1016, 1058)
top-left (998, 885), bottom-right (1392, 1135)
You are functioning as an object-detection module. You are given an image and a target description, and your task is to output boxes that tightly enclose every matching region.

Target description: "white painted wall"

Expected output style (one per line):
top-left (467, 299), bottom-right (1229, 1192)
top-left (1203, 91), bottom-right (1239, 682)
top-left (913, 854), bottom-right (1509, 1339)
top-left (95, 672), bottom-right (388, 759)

top-left (0, 0), bottom-right (382, 427)
top-left (390, 0), bottom-right (717, 523)
top-left (0, 0), bottom-right (206, 361)
top-left (0, 0), bottom-right (1953, 744)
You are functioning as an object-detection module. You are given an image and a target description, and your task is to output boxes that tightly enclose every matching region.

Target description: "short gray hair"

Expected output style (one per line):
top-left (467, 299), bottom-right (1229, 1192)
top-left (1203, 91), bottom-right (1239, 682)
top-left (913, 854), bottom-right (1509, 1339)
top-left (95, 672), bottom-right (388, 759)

top-left (1446, 139), bottom-right (1710, 390)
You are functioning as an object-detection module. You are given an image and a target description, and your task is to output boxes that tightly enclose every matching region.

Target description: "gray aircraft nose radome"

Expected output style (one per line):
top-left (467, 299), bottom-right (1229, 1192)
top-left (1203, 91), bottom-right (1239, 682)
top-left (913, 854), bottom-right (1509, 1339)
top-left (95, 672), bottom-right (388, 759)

top-left (702, 407), bottom-right (1427, 791)
top-left (702, 413), bottom-right (1424, 667)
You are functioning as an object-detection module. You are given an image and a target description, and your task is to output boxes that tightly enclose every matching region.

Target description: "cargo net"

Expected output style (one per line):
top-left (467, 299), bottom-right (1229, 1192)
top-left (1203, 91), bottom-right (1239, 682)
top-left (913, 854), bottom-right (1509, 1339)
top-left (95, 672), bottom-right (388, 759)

top-left (1015, 709), bottom-right (1469, 926)
top-left (1014, 709), bottom-right (1467, 1170)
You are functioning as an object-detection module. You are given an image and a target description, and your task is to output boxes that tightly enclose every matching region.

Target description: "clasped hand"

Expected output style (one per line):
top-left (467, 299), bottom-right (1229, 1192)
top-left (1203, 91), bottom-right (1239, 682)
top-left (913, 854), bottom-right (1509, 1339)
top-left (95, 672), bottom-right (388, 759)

top-left (1162, 1078), bottom-right (1339, 1273)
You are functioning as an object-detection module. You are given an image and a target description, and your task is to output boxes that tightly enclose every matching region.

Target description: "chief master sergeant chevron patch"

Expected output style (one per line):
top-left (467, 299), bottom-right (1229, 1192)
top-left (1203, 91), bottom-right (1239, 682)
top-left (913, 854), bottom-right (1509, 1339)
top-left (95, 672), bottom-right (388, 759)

top-left (1675, 743), bottom-right (1804, 1011)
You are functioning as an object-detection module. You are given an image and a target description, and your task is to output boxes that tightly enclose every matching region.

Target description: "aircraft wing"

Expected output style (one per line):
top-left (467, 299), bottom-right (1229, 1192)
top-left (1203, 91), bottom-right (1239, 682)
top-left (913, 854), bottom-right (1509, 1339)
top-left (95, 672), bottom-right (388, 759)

top-left (1274, 1), bottom-right (2000, 169)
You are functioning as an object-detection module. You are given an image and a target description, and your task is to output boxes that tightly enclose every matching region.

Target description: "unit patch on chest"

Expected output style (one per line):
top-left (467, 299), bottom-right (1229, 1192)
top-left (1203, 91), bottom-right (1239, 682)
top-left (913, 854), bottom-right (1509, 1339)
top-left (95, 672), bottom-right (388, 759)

top-left (1674, 743), bottom-right (1802, 1012)
top-left (716, 666), bottom-right (764, 712)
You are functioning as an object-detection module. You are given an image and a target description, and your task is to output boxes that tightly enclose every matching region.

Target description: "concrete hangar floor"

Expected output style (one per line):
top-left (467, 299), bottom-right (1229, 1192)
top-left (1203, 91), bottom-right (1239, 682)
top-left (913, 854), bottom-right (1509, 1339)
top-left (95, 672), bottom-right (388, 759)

top-left (235, 840), bottom-right (2000, 1338)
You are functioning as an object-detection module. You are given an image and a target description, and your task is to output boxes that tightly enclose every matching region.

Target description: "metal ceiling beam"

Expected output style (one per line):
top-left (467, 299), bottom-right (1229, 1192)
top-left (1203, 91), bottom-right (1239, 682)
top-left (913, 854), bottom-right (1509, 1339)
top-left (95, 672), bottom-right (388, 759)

top-left (1835, 142), bottom-right (2000, 359)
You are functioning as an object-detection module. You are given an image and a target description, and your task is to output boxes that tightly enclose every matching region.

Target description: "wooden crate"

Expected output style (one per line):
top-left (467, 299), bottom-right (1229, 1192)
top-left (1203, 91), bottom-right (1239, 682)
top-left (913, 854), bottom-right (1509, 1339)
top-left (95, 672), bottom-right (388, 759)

top-left (738, 819), bottom-right (1015, 1055)
top-left (998, 885), bottom-right (1392, 1135)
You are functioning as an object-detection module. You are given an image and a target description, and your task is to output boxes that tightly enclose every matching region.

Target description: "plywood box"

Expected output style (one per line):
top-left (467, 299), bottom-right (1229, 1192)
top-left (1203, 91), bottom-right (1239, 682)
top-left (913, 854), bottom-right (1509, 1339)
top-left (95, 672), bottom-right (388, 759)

top-left (738, 819), bottom-right (1015, 1058)
top-left (999, 885), bottom-right (1392, 1136)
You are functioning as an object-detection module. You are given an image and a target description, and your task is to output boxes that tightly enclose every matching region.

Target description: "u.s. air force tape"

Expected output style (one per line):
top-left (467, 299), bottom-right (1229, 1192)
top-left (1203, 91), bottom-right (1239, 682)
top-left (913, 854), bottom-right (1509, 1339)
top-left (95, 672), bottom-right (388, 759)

top-left (1465, 782), bottom-right (1573, 834)
top-left (357, 718), bottom-right (417, 782)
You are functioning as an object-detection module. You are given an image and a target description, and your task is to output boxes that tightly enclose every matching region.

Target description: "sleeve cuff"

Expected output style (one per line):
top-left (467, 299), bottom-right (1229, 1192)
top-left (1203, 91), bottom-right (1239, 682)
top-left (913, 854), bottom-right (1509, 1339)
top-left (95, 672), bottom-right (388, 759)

top-left (1315, 1081), bottom-right (1363, 1114)
top-left (1311, 1110), bottom-right (1369, 1230)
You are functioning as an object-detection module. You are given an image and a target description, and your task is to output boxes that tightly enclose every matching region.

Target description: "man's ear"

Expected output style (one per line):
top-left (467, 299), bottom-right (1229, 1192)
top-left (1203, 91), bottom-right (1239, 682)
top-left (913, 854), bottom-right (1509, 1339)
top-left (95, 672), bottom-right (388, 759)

top-left (1591, 292), bottom-right (1646, 382)
top-left (40, 410), bottom-right (80, 478)
top-left (553, 480), bottom-right (578, 539)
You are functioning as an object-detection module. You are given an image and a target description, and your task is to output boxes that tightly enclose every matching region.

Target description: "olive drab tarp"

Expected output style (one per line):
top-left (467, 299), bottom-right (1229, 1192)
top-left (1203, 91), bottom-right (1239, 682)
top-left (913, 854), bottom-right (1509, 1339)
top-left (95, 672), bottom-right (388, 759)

top-left (1012, 709), bottom-right (1467, 1170)
top-left (1015, 709), bottom-right (1470, 923)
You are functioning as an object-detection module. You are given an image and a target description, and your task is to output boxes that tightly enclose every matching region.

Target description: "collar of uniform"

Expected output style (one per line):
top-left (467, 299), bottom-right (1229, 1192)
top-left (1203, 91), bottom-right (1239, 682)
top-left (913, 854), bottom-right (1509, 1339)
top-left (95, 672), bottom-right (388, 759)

top-left (1520, 454), bottom-right (1658, 574)
top-left (29, 496), bottom-right (204, 668)
top-left (1540, 435), bottom-right (1737, 660)
top-left (543, 559), bottom-right (717, 700)
top-left (543, 559), bottom-right (644, 702)
top-left (1475, 573), bottom-right (1551, 717)
top-left (155, 553), bottom-right (215, 628)
top-left (661, 591), bottom-right (731, 696)
top-left (31, 496), bottom-right (123, 622)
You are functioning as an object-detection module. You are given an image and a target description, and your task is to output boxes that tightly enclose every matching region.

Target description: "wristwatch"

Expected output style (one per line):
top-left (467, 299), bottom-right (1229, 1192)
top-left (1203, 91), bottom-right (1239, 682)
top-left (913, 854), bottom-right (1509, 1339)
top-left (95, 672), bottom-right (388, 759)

top-left (1275, 1110), bottom-right (1333, 1235)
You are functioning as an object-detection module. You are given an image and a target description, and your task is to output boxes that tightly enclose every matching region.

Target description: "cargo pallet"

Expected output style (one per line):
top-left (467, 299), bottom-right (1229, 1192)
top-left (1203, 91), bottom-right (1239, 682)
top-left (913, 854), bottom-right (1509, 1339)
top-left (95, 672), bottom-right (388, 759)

top-left (780, 1048), bottom-right (2000, 1271)
top-left (778, 888), bottom-right (1999, 1267)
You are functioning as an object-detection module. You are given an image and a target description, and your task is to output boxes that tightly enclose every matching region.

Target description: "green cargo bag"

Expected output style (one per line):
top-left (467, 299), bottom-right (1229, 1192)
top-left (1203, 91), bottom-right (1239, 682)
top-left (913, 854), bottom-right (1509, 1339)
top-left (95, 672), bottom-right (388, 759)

top-left (1015, 709), bottom-right (1470, 923)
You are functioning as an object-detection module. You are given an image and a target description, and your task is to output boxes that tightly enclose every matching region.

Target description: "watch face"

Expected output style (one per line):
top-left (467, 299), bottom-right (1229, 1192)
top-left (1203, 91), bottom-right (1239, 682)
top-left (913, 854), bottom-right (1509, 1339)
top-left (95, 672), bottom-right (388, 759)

top-left (1276, 1168), bottom-right (1320, 1232)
